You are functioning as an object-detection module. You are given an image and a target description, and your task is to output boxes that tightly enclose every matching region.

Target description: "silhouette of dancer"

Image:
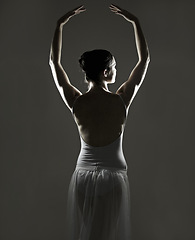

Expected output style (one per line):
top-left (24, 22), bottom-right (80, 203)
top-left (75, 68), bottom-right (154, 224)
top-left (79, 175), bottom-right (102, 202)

top-left (49, 4), bottom-right (150, 240)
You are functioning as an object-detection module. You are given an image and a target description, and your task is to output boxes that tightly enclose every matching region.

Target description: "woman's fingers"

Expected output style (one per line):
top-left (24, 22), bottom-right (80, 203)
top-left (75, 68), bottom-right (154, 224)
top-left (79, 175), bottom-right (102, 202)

top-left (72, 5), bottom-right (86, 12)
top-left (57, 6), bottom-right (86, 25)
top-left (72, 5), bottom-right (86, 15)
top-left (67, 5), bottom-right (86, 18)
top-left (109, 5), bottom-right (136, 22)
top-left (109, 4), bottom-right (122, 14)
top-left (68, 5), bottom-right (86, 17)
top-left (75, 5), bottom-right (86, 13)
top-left (110, 4), bottom-right (122, 11)
top-left (109, 4), bottom-right (122, 12)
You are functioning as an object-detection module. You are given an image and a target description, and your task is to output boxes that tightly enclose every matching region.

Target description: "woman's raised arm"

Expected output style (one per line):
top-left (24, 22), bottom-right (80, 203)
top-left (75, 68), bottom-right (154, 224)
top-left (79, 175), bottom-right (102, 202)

top-left (49, 6), bottom-right (86, 111)
top-left (110, 4), bottom-right (150, 108)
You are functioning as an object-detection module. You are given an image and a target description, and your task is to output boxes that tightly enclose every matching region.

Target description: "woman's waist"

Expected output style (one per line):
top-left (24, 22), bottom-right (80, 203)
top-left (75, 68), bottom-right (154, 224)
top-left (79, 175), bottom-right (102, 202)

top-left (76, 151), bottom-right (127, 170)
top-left (78, 144), bottom-right (125, 158)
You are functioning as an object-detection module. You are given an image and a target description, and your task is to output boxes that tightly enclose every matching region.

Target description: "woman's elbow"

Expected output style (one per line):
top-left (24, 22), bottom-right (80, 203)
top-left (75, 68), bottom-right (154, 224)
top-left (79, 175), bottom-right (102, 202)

top-left (146, 55), bottom-right (150, 65)
top-left (140, 55), bottom-right (150, 66)
top-left (146, 47), bottom-right (151, 62)
top-left (49, 59), bottom-right (53, 67)
top-left (143, 54), bottom-right (150, 65)
top-left (49, 59), bottom-right (60, 69)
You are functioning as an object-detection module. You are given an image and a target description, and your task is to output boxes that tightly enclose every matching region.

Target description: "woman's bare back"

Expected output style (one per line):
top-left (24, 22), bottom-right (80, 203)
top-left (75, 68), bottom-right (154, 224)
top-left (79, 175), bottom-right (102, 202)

top-left (72, 90), bottom-right (126, 147)
top-left (49, 5), bottom-right (150, 147)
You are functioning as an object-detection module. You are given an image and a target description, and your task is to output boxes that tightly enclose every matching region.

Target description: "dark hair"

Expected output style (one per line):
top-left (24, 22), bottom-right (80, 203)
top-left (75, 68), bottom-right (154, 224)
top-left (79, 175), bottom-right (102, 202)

top-left (79, 49), bottom-right (113, 83)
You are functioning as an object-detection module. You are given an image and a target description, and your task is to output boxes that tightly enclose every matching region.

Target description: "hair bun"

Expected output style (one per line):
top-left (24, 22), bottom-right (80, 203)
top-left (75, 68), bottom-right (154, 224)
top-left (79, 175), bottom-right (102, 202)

top-left (78, 49), bottom-right (113, 83)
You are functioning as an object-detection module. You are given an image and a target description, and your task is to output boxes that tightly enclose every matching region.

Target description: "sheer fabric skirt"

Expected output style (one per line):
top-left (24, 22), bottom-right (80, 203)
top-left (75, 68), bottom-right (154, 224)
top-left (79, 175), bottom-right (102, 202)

top-left (66, 166), bottom-right (132, 240)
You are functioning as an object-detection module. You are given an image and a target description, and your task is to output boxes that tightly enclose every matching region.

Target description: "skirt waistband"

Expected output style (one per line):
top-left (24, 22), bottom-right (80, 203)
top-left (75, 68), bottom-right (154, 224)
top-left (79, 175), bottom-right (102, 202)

top-left (75, 165), bottom-right (127, 173)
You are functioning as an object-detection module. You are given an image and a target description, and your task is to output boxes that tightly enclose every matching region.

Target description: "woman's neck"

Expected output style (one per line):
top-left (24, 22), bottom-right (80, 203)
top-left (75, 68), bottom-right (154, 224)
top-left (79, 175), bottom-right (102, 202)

top-left (87, 81), bottom-right (110, 92)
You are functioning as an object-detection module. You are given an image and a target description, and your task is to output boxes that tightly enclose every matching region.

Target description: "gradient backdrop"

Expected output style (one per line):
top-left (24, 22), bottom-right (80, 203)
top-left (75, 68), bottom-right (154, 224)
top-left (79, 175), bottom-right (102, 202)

top-left (1, 0), bottom-right (195, 239)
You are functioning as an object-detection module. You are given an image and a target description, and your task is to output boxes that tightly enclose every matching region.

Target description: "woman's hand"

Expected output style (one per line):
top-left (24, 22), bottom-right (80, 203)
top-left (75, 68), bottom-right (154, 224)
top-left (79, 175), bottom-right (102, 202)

top-left (57, 5), bottom-right (86, 26)
top-left (109, 4), bottom-right (137, 23)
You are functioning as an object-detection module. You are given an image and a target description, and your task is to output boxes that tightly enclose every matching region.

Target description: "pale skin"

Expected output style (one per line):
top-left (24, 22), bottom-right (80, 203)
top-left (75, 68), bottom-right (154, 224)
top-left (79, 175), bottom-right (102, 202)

top-left (49, 4), bottom-right (150, 146)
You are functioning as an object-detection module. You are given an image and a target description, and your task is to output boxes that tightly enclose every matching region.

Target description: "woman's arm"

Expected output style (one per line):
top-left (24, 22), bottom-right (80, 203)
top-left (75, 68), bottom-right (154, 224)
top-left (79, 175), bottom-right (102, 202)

top-left (49, 6), bottom-right (86, 111)
top-left (110, 4), bottom-right (150, 108)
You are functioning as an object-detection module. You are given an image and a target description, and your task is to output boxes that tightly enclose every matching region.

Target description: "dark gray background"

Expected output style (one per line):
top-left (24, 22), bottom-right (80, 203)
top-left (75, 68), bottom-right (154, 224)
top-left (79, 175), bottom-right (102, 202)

top-left (1, 0), bottom-right (195, 239)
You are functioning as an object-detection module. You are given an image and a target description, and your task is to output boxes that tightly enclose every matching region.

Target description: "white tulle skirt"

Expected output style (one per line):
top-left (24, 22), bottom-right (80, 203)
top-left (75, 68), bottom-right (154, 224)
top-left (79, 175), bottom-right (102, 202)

top-left (66, 166), bottom-right (132, 240)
